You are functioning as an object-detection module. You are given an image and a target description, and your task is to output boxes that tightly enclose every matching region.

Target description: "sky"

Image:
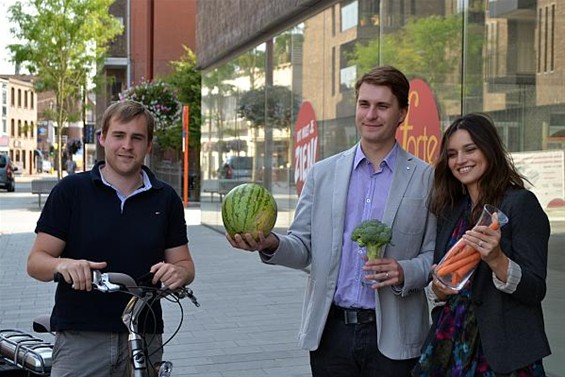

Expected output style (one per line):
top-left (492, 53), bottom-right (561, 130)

top-left (0, 0), bottom-right (21, 75)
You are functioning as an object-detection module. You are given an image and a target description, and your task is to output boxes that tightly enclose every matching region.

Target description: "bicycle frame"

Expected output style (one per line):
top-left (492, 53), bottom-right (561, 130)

top-left (90, 271), bottom-right (199, 377)
top-left (0, 271), bottom-right (198, 377)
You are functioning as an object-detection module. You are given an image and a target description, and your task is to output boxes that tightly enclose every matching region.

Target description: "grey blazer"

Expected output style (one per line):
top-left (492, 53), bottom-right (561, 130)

top-left (431, 189), bottom-right (551, 372)
top-left (262, 144), bottom-right (436, 360)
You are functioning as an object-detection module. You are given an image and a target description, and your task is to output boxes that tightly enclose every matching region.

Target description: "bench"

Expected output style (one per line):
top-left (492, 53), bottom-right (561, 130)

top-left (202, 179), bottom-right (249, 201)
top-left (31, 179), bottom-right (58, 208)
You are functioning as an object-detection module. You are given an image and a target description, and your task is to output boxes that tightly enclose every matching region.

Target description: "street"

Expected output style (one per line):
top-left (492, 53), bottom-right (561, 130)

top-left (1, 177), bottom-right (564, 376)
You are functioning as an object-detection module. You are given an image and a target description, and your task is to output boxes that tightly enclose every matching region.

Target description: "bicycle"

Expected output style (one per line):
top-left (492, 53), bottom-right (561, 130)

top-left (0, 270), bottom-right (199, 376)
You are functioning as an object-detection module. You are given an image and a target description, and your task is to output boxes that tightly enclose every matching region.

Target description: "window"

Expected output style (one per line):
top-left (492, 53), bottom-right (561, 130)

top-left (332, 47), bottom-right (336, 96)
top-left (537, 7), bottom-right (542, 72)
top-left (339, 42), bottom-right (357, 90)
top-left (340, 66), bottom-right (357, 90)
top-left (550, 4), bottom-right (555, 71)
top-left (341, 1), bottom-right (358, 31)
top-left (549, 113), bottom-right (565, 138)
top-left (111, 80), bottom-right (123, 101)
top-left (544, 6), bottom-right (548, 72)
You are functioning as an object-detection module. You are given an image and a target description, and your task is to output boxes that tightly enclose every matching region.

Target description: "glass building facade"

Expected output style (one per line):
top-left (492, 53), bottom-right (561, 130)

top-left (201, 0), bottom-right (564, 229)
top-left (200, 1), bottom-right (564, 372)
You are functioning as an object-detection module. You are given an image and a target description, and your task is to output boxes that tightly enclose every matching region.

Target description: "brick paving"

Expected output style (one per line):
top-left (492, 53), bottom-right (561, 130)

top-left (1, 176), bottom-right (564, 376)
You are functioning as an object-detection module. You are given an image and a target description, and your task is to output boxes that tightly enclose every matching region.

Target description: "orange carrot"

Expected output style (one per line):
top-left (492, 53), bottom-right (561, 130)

top-left (448, 215), bottom-right (500, 285)
top-left (440, 245), bottom-right (476, 268)
top-left (451, 258), bottom-right (480, 284)
top-left (446, 242), bottom-right (465, 258)
top-left (437, 242), bottom-right (465, 268)
top-left (437, 212), bottom-right (502, 284)
top-left (437, 252), bottom-right (480, 276)
top-left (440, 215), bottom-right (500, 266)
top-left (490, 215), bottom-right (500, 230)
top-left (451, 271), bottom-right (461, 286)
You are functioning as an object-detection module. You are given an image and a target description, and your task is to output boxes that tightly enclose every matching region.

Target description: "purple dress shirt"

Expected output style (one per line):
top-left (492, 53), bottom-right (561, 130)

top-left (332, 143), bottom-right (398, 309)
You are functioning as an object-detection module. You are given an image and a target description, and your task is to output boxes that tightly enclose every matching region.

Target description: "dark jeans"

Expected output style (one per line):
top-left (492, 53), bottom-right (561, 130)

top-left (310, 309), bottom-right (417, 377)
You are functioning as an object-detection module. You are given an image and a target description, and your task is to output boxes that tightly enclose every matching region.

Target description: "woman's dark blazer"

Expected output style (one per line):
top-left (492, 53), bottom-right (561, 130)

top-left (431, 188), bottom-right (551, 373)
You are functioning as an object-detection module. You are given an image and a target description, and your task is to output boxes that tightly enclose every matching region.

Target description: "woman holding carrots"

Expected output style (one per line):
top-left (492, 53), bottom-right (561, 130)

top-left (413, 113), bottom-right (551, 376)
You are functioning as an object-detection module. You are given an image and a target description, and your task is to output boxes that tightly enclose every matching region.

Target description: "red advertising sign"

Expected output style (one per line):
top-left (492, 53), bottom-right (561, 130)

top-left (294, 101), bottom-right (319, 196)
top-left (396, 78), bottom-right (441, 163)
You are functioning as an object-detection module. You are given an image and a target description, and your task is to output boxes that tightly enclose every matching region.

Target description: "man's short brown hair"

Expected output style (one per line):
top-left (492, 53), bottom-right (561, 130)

top-left (354, 65), bottom-right (410, 109)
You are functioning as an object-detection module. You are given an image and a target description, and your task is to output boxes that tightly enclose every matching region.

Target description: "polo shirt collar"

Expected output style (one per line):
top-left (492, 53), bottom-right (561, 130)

top-left (90, 160), bottom-right (164, 190)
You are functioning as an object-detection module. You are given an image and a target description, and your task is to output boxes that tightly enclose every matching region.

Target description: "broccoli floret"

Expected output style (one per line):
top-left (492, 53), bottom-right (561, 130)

top-left (351, 219), bottom-right (393, 260)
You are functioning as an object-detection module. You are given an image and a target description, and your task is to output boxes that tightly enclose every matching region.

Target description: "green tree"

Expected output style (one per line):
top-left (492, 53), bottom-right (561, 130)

top-left (237, 85), bottom-right (301, 130)
top-left (166, 46), bottom-right (202, 196)
top-left (237, 84), bottom-right (301, 186)
top-left (8, 0), bottom-right (123, 179)
top-left (350, 13), bottom-right (483, 105)
top-left (236, 48), bottom-right (265, 89)
top-left (167, 46), bottom-right (202, 154)
top-left (202, 63), bottom-right (237, 177)
top-left (274, 28), bottom-right (304, 65)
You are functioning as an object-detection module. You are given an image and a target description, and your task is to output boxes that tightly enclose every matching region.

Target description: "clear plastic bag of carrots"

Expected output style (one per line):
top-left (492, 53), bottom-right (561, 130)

top-left (433, 204), bottom-right (509, 291)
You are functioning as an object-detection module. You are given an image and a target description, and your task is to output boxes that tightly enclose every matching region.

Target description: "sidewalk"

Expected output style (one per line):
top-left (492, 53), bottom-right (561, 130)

top-left (1, 185), bottom-right (564, 376)
top-left (168, 209), bottom-right (311, 376)
top-left (0, 194), bottom-right (311, 376)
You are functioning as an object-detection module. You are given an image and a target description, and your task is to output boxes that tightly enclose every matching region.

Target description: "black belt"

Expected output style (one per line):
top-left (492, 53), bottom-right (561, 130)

top-left (330, 304), bottom-right (376, 325)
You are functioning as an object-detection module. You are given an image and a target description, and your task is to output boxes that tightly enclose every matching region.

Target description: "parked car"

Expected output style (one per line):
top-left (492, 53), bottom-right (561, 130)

top-left (218, 156), bottom-right (253, 179)
top-left (0, 154), bottom-right (17, 192)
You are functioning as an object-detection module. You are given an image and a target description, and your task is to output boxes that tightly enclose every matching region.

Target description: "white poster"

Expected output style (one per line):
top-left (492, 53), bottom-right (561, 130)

top-left (511, 150), bottom-right (565, 219)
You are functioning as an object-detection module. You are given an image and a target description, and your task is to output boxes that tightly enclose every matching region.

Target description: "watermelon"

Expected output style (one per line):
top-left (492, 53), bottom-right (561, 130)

top-left (221, 183), bottom-right (278, 239)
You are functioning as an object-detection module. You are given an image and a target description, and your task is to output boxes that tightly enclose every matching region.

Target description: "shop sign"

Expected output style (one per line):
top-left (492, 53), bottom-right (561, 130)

top-left (396, 78), bottom-right (441, 163)
top-left (294, 101), bottom-right (319, 196)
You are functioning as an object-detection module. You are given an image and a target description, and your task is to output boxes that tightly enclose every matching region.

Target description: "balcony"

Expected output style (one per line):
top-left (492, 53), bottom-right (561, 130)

top-left (489, 0), bottom-right (536, 19)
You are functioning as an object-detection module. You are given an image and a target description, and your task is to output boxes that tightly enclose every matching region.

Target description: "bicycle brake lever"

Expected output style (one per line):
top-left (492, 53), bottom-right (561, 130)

top-left (178, 287), bottom-right (200, 307)
top-left (92, 271), bottom-right (122, 292)
top-left (93, 271), bottom-right (140, 294)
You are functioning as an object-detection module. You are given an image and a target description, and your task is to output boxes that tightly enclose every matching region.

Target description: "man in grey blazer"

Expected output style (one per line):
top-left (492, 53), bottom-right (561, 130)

top-left (228, 65), bottom-right (436, 376)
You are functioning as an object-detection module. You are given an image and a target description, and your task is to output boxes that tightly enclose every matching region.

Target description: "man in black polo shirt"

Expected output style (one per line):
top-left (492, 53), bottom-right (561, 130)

top-left (27, 100), bottom-right (196, 376)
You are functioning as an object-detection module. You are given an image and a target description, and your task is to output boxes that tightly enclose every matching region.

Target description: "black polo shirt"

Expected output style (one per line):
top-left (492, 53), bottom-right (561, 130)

top-left (35, 162), bottom-right (188, 333)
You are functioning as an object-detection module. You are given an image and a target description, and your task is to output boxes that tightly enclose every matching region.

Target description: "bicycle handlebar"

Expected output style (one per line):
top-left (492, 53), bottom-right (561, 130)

top-left (25, 270), bottom-right (200, 377)
top-left (53, 271), bottom-right (200, 307)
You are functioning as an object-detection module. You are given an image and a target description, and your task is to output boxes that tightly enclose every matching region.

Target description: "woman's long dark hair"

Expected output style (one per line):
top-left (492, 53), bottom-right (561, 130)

top-left (429, 113), bottom-right (528, 221)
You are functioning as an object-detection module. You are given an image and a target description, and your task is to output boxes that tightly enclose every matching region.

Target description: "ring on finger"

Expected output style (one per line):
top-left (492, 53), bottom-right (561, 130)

top-left (385, 272), bottom-right (390, 279)
top-left (479, 240), bottom-right (484, 248)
